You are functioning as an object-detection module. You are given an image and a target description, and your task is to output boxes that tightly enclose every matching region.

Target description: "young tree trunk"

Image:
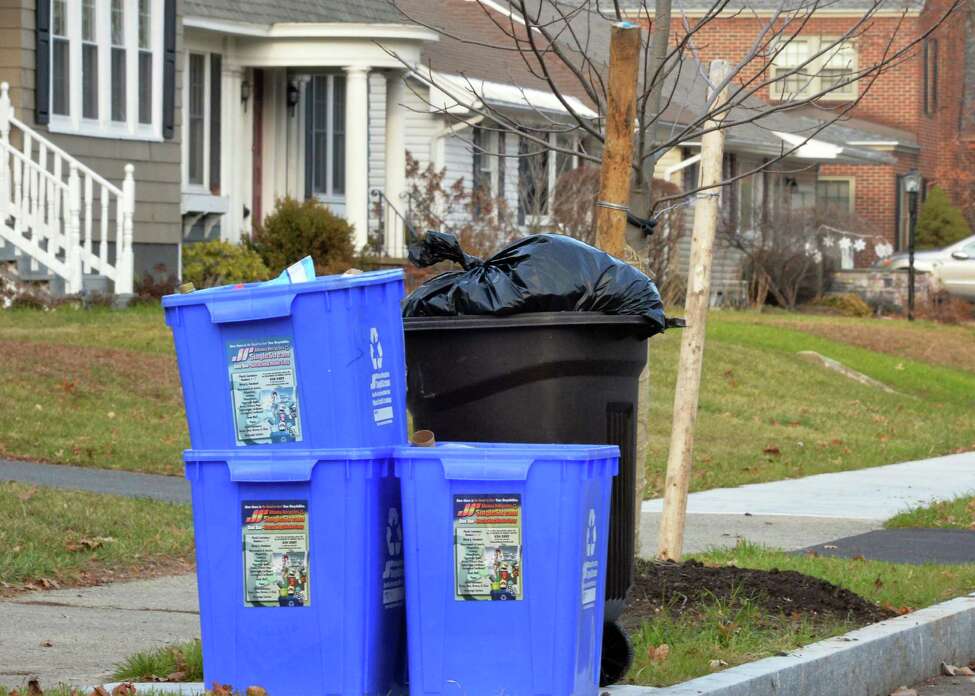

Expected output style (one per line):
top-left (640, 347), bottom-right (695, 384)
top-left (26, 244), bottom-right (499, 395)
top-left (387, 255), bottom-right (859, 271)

top-left (657, 60), bottom-right (731, 561)
top-left (594, 23), bottom-right (641, 258)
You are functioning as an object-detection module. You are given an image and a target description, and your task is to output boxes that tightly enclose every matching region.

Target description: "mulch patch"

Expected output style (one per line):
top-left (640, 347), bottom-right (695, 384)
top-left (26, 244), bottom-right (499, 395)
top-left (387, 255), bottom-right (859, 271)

top-left (621, 559), bottom-right (894, 629)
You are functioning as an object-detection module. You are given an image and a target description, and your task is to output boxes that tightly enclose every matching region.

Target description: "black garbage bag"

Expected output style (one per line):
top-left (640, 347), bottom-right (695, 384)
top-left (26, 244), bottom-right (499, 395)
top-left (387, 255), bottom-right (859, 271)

top-left (403, 232), bottom-right (670, 336)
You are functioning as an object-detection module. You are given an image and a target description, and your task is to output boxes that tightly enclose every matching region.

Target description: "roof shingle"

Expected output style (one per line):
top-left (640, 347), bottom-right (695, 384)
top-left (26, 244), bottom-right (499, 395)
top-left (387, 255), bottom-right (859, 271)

top-left (183, 0), bottom-right (405, 26)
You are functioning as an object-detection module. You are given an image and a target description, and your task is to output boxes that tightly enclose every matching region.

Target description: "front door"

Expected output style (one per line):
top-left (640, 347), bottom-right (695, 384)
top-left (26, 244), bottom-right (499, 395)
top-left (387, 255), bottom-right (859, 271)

top-left (303, 74), bottom-right (346, 216)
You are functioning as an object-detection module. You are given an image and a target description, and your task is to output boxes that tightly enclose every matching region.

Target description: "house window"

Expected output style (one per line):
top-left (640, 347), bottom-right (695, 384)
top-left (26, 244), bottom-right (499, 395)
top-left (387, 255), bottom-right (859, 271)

top-left (47, 0), bottom-right (162, 139)
top-left (307, 74), bottom-right (347, 200)
top-left (187, 54), bottom-right (206, 186)
top-left (110, 0), bottom-right (126, 122)
top-left (472, 126), bottom-right (493, 197)
top-left (81, 0), bottom-right (98, 119)
top-left (51, 0), bottom-right (69, 116)
top-left (816, 177), bottom-right (854, 214)
top-left (138, 0), bottom-right (152, 124)
top-left (770, 37), bottom-right (858, 101)
top-left (923, 38), bottom-right (938, 116)
top-left (517, 131), bottom-right (579, 225)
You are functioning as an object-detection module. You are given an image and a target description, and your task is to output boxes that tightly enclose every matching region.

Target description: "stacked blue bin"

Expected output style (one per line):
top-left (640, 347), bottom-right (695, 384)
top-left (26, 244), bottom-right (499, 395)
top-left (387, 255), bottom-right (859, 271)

top-left (163, 270), bottom-right (407, 695)
top-left (395, 442), bottom-right (619, 696)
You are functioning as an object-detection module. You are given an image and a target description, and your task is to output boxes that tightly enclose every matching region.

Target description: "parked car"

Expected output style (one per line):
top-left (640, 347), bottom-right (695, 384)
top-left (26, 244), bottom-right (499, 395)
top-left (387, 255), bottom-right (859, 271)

top-left (875, 234), bottom-right (975, 300)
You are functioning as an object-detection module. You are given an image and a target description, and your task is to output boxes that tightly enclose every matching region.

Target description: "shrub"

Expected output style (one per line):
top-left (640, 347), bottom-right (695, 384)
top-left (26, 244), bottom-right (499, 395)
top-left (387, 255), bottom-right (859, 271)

top-left (128, 263), bottom-right (180, 305)
top-left (916, 186), bottom-right (971, 249)
top-left (813, 293), bottom-right (873, 317)
top-left (181, 240), bottom-right (270, 288)
top-left (915, 290), bottom-right (975, 324)
top-left (248, 197), bottom-right (355, 275)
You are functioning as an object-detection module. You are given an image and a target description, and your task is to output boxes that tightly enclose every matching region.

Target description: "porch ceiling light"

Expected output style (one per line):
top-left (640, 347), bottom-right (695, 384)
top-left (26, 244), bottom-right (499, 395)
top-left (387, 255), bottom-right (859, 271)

top-left (241, 80), bottom-right (251, 105)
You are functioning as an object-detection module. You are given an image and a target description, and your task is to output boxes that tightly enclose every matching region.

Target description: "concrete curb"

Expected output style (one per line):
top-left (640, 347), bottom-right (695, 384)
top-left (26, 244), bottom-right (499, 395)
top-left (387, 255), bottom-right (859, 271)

top-left (108, 595), bottom-right (975, 696)
top-left (607, 593), bottom-right (975, 696)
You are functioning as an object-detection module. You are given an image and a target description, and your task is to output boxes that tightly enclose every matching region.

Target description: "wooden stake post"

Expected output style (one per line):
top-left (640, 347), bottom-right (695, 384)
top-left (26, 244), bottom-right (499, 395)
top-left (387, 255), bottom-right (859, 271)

top-left (594, 23), bottom-right (641, 257)
top-left (657, 61), bottom-right (731, 561)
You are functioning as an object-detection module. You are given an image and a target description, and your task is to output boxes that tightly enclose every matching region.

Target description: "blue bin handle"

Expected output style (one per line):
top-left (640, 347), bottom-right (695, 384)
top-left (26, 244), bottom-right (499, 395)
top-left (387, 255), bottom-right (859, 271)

top-left (205, 292), bottom-right (297, 324)
top-left (227, 458), bottom-right (316, 482)
top-left (440, 457), bottom-right (534, 481)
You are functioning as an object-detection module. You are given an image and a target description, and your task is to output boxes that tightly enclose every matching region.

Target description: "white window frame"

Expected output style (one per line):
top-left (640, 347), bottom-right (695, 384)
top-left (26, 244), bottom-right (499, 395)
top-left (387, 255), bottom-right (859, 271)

top-left (519, 130), bottom-right (579, 227)
top-left (181, 50), bottom-right (212, 195)
top-left (769, 36), bottom-right (858, 102)
top-left (48, 0), bottom-right (164, 141)
top-left (306, 72), bottom-right (347, 207)
top-left (816, 176), bottom-right (856, 214)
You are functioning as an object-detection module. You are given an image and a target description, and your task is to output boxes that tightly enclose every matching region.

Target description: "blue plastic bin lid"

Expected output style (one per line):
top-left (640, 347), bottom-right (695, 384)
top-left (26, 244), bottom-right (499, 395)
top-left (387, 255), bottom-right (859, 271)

top-left (162, 268), bottom-right (403, 324)
top-left (162, 268), bottom-right (403, 309)
top-left (184, 447), bottom-right (394, 483)
top-left (394, 442), bottom-right (619, 481)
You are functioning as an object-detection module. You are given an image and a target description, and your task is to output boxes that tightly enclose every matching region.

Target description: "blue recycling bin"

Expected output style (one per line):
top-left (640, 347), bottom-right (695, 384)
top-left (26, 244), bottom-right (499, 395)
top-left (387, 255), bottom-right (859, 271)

top-left (184, 447), bottom-right (405, 695)
top-left (163, 269), bottom-right (406, 450)
top-left (395, 442), bottom-right (618, 696)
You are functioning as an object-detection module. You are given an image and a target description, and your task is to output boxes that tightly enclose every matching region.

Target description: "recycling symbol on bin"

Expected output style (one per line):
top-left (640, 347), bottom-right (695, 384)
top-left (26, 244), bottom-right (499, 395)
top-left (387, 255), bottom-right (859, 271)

top-left (585, 508), bottom-right (597, 557)
top-left (370, 328), bottom-right (384, 370)
top-left (386, 507), bottom-right (403, 557)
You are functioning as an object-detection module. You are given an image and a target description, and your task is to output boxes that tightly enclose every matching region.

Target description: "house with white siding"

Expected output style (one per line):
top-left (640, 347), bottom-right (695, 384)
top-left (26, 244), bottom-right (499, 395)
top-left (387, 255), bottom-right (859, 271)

top-left (0, 0), bottom-right (894, 298)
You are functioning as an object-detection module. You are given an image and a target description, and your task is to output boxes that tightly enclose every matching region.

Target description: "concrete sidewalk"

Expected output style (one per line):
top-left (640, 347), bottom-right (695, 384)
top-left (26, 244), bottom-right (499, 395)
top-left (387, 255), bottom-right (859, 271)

top-left (639, 452), bottom-right (975, 556)
top-left (0, 458), bottom-right (189, 503)
top-left (0, 574), bottom-right (200, 688)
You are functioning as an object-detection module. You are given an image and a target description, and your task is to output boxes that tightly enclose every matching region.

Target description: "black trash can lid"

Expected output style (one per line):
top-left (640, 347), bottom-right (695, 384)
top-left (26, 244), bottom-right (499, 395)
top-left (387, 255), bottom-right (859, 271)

top-left (404, 311), bottom-right (657, 333)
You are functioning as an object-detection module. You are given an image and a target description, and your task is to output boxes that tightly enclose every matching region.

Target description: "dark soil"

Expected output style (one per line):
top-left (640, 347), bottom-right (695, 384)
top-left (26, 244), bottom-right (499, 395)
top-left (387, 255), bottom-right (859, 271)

top-left (621, 559), bottom-right (894, 630)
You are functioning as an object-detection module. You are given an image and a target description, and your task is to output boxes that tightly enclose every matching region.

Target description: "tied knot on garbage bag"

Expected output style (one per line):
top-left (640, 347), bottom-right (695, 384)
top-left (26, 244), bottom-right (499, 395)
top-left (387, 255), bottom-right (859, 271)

top-left (404, 231), bottom-right (679, 336)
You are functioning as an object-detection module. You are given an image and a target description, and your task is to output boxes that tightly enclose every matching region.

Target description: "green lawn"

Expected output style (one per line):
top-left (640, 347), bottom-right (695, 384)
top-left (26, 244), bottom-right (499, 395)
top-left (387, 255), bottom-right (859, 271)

top-left (627, 542), bottom-right (975, 687)
top-left (887, 495), bottom-right (975, 529)
top-left (0, 481), bottom-right (194, 592)
top-left (0, 305), bottom-right (973, 486)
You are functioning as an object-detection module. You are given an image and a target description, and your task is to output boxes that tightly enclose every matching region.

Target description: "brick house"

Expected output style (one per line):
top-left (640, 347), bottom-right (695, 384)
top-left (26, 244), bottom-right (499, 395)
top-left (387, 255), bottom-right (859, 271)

top-left (623, 0), bottom-right (974, 263)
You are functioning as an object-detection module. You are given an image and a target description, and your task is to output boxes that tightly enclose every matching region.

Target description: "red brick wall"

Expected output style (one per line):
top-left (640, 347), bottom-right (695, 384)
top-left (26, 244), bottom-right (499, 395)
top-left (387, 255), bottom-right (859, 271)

top-left (652, 14), bottom-right (923, 132)
top-left (916, 0), bottom-right (974, 213)
top-left (820, 151), bottom-right (918, 254)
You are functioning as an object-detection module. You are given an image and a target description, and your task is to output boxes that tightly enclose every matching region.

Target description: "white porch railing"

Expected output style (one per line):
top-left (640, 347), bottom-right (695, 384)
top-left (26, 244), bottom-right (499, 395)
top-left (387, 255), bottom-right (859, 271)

top-left (0, 82), bottom-right (134, 295)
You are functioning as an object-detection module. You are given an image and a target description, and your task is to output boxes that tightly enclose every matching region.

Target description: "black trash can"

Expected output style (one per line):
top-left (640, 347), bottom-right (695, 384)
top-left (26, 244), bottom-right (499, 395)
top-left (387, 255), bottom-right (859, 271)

top-left (404, 311), bottom-right (650, 685)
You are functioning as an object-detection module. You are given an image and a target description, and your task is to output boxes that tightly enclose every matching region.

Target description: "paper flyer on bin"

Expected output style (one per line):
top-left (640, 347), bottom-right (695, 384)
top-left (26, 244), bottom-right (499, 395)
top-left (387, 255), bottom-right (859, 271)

top-left (453, 494), bottom-right (522, 601)
top-left (242, 501), bottom-right (310, 608)
top-left (226, 337), bottom-right (302, 446)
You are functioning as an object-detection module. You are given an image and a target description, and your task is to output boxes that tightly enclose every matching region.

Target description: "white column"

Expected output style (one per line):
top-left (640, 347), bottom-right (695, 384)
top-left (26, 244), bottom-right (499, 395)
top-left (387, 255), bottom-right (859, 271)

top-left (344, 66), bottom-right (370, 250)
top-left (384, 70), bottom-right (407, 257)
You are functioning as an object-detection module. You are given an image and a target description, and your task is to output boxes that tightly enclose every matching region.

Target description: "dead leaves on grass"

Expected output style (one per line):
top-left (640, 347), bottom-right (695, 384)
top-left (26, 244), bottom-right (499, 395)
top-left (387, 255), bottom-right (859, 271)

top-left (647, 643), bottom-right (671, 662)
top-left (64, 536), bottom-right (116, 553)
top-left (941, 661), bottom-right (975, 676)
top-left (12, 681), bottom-right (266, 696)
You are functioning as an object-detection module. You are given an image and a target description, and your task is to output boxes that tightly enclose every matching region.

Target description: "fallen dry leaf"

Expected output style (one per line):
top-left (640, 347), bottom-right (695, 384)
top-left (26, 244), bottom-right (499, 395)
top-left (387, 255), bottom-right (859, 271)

top-left (889, 688), bottom-right (917, 696)
top-left (27, 679), bottom-right (43, 696)
top-left (210, 684), bottom-right (233, 696)
top-left (89, 687), bottom-right (110, 696)
top-left (763, 446), bottom-right (781, 456)
top-left (942, 662), bottom-right (975, 676)
top-left (37, 577), bottom-right (60, 590)
top-left (17, 486), bottom-right (38, 502)
top-left (708, 659), bottom-right (729, 670)
top-left (246, 688), bottom-right (269, 696)
top-left (164, 671), bottom-right (187, 682)
top-left (39, 640), bottom-right (53, 647)
top-left (65, 537), bottom-right (116, 553)
top-left (110, 684), bottom-right (136, 696)
top-left (647, 643), bottom-right (670, 663)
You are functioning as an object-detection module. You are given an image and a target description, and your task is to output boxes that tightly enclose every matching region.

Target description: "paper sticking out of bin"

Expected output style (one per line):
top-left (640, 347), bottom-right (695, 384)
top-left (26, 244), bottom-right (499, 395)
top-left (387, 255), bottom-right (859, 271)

top-left (162, 269), bottom-right (407, 450)
top-left (184, 447), bottom-right (405, 695)
top-left (395, 442), bottom-right (619, 696)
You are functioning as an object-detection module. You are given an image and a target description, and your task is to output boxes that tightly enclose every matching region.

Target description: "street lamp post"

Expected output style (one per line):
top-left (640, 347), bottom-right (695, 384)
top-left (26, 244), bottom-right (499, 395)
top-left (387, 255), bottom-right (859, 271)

top-left (903, 170), bottom-right (921, 321)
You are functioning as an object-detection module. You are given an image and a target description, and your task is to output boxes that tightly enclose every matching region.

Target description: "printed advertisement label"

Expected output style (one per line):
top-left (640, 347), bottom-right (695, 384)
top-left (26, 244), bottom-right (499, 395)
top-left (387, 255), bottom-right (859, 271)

top-left (242, 500), bottom-right (310, 608)
top-left (227, 337), bottom-right (302, 446)
top-left (453, 494), bottom-right (523, 601)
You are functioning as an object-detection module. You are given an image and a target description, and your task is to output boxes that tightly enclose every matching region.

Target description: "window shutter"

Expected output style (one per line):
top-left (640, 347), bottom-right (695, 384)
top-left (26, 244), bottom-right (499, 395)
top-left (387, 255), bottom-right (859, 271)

top-left (162, 0), bottom-right (176, 139)
top-left (210, 53), bottom-right (222, 194)
top-left (35, 0), bottom-right (51, 125)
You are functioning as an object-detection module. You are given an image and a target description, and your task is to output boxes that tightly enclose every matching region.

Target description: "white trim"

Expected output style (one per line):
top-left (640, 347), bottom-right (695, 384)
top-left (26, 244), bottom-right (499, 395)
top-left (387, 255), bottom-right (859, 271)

top-left (620, 7), bottom-right (921, 18)
top-left (772, 131), bottom-right (844, 159)
top-left (182, 16), bottom-right (439, 42)
top-left (46, 0), bottom-right (163, 140)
